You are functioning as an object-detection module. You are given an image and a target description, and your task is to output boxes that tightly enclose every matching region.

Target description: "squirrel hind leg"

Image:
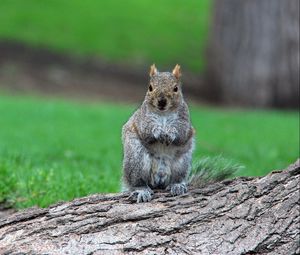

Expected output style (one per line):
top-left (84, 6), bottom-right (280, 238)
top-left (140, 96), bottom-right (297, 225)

top-left (128, 187), bottom-right (154, 203)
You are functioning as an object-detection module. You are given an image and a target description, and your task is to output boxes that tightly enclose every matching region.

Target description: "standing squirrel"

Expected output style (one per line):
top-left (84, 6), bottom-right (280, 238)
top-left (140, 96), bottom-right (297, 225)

top-left (122, 64), bottom-right (195, 203)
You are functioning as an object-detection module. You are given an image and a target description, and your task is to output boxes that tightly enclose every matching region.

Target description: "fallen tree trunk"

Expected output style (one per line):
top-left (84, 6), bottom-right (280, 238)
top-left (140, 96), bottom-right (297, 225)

top-left (0, 160), bottom-right (299, 255)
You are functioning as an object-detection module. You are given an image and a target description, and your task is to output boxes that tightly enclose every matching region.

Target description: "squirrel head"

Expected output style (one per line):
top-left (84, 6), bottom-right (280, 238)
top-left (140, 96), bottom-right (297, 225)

top-left (145, 64), bottom-right (183, 113)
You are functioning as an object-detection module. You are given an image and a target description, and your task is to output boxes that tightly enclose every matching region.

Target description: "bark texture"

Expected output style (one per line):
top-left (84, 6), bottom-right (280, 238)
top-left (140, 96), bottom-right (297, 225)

top-left (207, 0), bottom-right (299, 108)
top-left (0, 160), bottom-right (299, 255)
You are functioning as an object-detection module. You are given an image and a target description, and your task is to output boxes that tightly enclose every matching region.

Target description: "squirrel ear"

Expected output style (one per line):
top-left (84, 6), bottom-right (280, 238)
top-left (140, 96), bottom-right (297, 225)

top-left (149, 64), bottom-right (158, 77)
top-left (172, 64), bottom-right (181, 79)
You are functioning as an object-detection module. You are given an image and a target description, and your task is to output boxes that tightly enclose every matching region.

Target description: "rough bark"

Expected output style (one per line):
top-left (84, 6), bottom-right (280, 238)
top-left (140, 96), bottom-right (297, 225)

top-left (0, 160), bottom-right (299, 255)
top-left (207, 0), bottom-right (299, 108)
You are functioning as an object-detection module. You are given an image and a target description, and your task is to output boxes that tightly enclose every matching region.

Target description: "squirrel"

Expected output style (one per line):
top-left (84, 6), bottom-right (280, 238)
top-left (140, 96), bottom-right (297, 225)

top-left (121, 64), bottom-right (195, 203)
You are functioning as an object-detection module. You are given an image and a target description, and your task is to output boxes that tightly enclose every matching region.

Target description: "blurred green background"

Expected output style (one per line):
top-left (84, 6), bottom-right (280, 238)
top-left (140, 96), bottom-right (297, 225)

top-left (0, 0), bottom-right (298, 208)
top-left (0, 0), bottom-right (211, 71)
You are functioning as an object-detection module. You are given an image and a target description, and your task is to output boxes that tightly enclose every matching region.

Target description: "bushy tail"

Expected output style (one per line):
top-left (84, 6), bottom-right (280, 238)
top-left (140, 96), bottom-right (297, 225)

top-left (188, 156), bottom-right (244, 189)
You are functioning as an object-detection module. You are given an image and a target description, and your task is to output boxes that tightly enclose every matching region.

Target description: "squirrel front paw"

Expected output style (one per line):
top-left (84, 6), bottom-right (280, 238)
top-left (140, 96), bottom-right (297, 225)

top-left (158, 132), bottom-right (176, 145)
top-left (156, 133), bottom-right (171, 145)
top-left (144, 136), bottom-right (156, 145)
top-left (167, 183), bottom-right (188, 196)
top-left (164, 127), bottom-right (177, 145)
top-left (165, 133), bottom-right (175, 146)
top-left (152, 126), bottom-right (163, 140)
top-left (129, 188), bottom-right (154, 203)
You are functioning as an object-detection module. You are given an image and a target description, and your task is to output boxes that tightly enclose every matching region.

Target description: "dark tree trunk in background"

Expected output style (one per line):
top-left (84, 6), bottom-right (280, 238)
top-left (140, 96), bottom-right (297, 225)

top-left (207, 0), bottom-right (299, 108)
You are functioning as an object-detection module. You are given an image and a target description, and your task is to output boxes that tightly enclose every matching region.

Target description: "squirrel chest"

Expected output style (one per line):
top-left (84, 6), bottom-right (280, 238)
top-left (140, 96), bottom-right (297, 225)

top-left (146, 112), bottom-right (179, 158)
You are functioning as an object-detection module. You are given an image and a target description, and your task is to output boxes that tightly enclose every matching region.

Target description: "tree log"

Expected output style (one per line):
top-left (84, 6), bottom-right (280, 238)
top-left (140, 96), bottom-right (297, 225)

top-left (0, 160), bottom-right (299, 255)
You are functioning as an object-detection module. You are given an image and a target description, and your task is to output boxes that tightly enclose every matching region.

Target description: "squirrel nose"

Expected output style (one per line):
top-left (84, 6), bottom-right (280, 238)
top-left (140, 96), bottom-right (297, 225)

top-left (158, 97), bottom-right (167, 108)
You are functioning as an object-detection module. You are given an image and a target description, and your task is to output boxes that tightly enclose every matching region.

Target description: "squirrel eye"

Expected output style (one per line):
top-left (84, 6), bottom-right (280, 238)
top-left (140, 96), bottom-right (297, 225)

top-left (173, 86), bottom-right (178, 92)
top-left (148, 85), bottom-right (153, 92)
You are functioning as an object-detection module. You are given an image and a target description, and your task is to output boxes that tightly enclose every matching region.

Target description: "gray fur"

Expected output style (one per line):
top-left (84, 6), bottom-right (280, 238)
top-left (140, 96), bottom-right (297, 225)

top-left (168, 183), bottom-right (188, 196)
top-left (122, 66), bottom-right (195, 202)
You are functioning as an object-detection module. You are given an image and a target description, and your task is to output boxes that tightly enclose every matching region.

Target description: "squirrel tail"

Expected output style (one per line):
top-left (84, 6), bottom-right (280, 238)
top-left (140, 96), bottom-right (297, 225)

top-left (188, 156), bottom-right (244, 189)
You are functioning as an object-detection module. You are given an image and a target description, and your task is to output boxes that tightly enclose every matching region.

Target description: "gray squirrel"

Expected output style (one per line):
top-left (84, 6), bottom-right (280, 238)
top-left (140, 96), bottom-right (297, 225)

top-left (121, 64), bottom-right (195, 203)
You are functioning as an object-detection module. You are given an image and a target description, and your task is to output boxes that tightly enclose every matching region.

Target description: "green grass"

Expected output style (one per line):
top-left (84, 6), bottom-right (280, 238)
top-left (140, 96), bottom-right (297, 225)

top-left (0, 0), bottom-right (211, 72)
top-left (0, 94), bottom-right (298, 208)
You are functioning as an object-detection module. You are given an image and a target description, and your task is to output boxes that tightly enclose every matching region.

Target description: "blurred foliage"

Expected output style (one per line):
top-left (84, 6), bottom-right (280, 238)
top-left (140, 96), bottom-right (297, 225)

top-left (0, 94), bottom-right (298, 208)
top-left (0, 0), bottom-right (211, 72)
